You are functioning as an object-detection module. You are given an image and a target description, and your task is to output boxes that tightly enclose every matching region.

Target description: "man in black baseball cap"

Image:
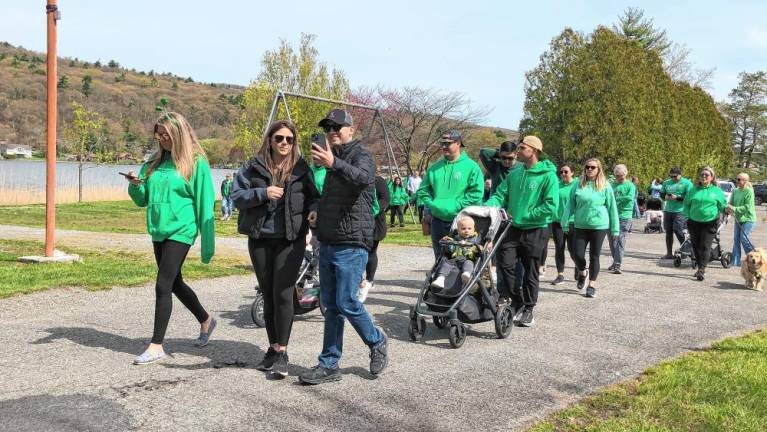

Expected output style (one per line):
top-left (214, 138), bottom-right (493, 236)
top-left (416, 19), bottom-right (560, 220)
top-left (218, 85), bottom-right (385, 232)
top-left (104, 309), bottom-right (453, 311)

top-left (318, 109), bottom-right (353, 129)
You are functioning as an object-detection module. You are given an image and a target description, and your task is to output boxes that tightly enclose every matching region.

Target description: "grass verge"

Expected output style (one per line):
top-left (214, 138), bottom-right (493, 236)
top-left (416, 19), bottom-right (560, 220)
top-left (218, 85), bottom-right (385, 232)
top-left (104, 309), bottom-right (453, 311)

top-left (0, 239), bottom-right (250, 298)
top-left (530, 329), bottom-right (767, 432)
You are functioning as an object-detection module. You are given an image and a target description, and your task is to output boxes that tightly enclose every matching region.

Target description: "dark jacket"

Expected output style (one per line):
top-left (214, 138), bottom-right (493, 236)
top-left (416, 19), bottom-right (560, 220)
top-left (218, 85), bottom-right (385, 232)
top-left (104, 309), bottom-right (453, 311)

top-left (231, 156), bottom-right (319, 241)
top-left (317, 139), bottom-right (376, 250)
top-left (374, 176), bottom-right (390, 242)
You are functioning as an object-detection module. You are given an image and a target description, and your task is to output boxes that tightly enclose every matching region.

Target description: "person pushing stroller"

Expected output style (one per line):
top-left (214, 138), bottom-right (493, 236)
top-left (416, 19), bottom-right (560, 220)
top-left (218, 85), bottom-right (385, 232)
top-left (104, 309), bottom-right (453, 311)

top-left (431, 216), bottom-right (482, 289)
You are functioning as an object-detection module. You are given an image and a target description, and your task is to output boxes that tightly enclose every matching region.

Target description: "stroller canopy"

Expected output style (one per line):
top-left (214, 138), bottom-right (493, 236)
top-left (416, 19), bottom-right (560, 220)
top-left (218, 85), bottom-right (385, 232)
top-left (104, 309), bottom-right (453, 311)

top-left (449, 206), bottom-right (507, 242)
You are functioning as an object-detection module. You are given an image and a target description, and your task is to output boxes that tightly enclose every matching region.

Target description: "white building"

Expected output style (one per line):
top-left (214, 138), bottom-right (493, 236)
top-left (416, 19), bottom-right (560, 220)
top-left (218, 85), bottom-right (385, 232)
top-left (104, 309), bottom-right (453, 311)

top-left (0, 144), bottom-right (33, 158)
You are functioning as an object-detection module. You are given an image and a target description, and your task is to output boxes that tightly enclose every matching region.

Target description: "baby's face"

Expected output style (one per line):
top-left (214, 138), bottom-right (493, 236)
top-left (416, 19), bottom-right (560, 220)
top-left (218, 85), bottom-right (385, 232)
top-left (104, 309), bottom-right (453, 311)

top-left (457, 219), bottom-right (475, 238)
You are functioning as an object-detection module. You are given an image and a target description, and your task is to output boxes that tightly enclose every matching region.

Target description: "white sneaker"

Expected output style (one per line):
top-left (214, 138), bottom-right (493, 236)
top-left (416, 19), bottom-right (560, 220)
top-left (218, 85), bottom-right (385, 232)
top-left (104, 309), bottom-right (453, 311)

top-left (461, 272), bottom-right (471, 284)
top-left (358, 280), bottom-right (372, 303)
top-left (430, 275), bottom-right (446, 289)
top-left (490, 271), bottom-right (498, 285)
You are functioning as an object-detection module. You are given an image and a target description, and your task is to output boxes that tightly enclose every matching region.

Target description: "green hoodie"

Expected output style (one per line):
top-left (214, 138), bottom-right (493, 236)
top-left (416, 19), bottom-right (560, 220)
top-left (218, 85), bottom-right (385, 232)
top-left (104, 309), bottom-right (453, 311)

top-left (612, 180), bottom-right (637, 220)
top-left (416, 151), bottom-right (483, 221)
top-left (128, 153), bottom-right (216, 263)
top-left (556, 177), bottom-right (578, 224)
top-left (683, 183), bottom-right (726, 223)
top-left (485, 159), bottom-right (559, 229)
top-left (310, 164), bottom-right (326, 195)
top-left (562, 180), bottom-right (619, 236)
top-left (388, 181), bottom-right (409, 206)
top-left (729, 187), bottom-right (756, 223)
top-left (661, 177), bottom-right (693, 213)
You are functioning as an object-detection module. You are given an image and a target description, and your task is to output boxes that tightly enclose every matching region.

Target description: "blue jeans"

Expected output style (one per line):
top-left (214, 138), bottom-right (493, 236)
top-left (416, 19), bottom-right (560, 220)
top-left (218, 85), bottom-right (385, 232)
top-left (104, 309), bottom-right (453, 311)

top-left (732, 221), bottom-right (755, 267)
top-left (318, 244), bottom-right (383, 369)
top-left (609, 219), bottom-right (633, 268)
top-left (221, 197), bottom-right (233, 217)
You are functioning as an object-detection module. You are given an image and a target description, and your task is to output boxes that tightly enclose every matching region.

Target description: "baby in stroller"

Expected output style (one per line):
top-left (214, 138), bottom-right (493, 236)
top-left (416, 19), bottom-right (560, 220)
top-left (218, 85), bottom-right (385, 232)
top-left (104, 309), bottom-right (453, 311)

top-left (644, 197), bottom-right (664, 233)
top-left (431, 216), bottom-right (482, 289)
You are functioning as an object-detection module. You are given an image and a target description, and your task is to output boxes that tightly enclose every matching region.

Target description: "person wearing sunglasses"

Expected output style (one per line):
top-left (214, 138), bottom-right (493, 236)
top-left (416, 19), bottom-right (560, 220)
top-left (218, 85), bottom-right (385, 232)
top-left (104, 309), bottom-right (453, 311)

top-left (607, 164), bottom-right (636, 275)
top-left (416, 130), bottom-right (484, 259)
top-left (299, 109), bottom-right (389, 385)
top-left (550, 162), bottom-right (578, 285)
top-left (726, 173), bottom-right (757, 267)
top-left (683, 167), bottom-right (727, 281)
top-left (562, 158), bottom-right (619, 298)
top-left (660, 167), bottom-right (693, 259)
top-left (479, 140), bottom-right (518, 194)
top-left (126, 112), bottom-right (217, 365)
top-left (230, 120), bottom-right (320, 378)
top-left (485, 135), bottom-right (559, 327)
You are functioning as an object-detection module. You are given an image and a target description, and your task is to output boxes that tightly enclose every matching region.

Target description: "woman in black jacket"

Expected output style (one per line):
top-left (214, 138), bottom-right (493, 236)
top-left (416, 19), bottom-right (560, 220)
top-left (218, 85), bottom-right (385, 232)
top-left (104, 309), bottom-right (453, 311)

top-left (231, 120), bottom-right (319, 378)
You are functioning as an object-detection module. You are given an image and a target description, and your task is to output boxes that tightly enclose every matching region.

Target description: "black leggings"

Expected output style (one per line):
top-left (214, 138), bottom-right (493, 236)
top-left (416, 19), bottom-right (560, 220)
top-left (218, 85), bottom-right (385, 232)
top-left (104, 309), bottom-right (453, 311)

top-left (365, 240), bottom-right (381, 282)
top-left (571, 228), bottom-right (608, 282)
top-left (389, 205), bottom-right (404, 226)
top-left (248, 237), bottom-right (305, 346)
top-left (151, 240), bottom-right (209, 344)
top-left (551, 222), bottom-right (574, 274)
top-left (687, 219), bottom-right (717, 272)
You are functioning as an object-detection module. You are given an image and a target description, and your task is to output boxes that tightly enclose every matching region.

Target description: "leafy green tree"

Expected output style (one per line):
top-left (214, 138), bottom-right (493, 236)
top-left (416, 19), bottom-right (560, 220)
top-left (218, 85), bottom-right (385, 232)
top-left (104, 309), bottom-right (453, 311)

top-left (722, 71), bottom-right (767, 171)
top-left (612, 7), bottom-right (670, 55)
top-left (57, 75), bottom-right (69, 89)
top-left (81, 74), bottom-right (93, 97)
top-left (65, 102), bottom-right (103, 202)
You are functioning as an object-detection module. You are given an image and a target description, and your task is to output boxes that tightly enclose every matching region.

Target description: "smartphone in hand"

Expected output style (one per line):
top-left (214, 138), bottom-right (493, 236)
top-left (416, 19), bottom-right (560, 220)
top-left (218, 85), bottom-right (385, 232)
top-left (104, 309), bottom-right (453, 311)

top-left (119, 172), bottom-right (141, 182)
top-left (311, 133), bottom-right (326, 150)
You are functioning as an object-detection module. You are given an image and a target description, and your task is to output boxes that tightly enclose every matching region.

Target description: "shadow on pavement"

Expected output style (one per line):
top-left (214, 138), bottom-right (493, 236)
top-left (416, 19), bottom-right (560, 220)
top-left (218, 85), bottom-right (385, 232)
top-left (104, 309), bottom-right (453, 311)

top-left (714, 281), bottom-right (749, 290)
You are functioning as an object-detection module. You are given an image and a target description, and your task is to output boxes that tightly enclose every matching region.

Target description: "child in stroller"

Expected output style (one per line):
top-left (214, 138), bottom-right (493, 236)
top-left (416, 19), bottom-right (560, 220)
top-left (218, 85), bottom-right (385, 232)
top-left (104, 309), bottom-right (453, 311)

top-left (431, 216), bottom-right (482, 289)
top-left (408, 206), bottom-right (514, 349)
top-left (644, 197), bottom-right (664, 233)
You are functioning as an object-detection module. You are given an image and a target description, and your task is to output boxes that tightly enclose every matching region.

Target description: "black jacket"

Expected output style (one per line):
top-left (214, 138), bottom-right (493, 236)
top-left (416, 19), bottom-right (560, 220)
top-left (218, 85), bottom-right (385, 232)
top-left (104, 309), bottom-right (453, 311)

top-left (317, 139), bottom-right (376, 250)
top-left (373, 176), bottom-right (390, 242)
top-left (231, 156), bottom-right (319, 241)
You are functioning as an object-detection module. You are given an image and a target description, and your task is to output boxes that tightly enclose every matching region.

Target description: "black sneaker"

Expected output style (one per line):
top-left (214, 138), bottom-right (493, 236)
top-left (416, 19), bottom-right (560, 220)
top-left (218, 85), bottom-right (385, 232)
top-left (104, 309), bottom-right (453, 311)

top-left (585, 286), bottom-right (596, 298)
top-left (518, 308), bottom-right (535, 327)
top-left (255, 347), bottom-right (278, 371)
top-left (511, 302), bottom-right (524, 324)
top-left (551, 275), bottom-right (565, 285)
top-left (607, 264), bottom-right (615, 272)
top-left (299, 365), bottom-right (342, 385)
top-left (369, 329), bottom-right (388, 375)
top-left (695, 270), bottom-right (705, 281)
top-left (612, 266), bottom-right (622, 274)
top-left (576, 271), bottom-right (588, 290)
top-left (271, 351), bottom-right (289, 378)
top-left (660, 254), bottom-right (674, 260)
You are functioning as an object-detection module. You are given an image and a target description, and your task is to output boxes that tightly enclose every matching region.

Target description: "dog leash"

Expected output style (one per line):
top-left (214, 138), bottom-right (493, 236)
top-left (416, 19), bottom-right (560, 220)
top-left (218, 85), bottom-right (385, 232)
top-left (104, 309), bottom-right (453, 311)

top-left (733, 218), bottom-right (757, 252)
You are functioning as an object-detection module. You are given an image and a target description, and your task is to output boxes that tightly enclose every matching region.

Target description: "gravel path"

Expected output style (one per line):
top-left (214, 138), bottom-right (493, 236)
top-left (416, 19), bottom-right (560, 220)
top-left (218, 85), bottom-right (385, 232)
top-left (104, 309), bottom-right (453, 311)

top-left (1, 210), bottom-right (766, 431)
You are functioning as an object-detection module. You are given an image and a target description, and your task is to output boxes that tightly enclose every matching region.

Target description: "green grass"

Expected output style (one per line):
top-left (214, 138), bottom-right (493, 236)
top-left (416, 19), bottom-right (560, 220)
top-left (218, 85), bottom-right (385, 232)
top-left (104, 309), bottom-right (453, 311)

top-left (381, 219), bottom-right (432, 247)
top-left (530, 329), bottom-right (767, 432)
top-left (0, 239), bottom-right (250, 298)
top-left (0, 200), bottom-right (240, 237)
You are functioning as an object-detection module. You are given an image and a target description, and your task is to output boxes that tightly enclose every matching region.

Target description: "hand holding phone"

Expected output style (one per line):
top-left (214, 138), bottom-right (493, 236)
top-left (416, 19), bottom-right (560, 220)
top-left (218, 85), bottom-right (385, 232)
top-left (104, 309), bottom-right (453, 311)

top-left (311, 133), bottom-right (326, 150)
top-left (119, 171), bottom-right (142, 184)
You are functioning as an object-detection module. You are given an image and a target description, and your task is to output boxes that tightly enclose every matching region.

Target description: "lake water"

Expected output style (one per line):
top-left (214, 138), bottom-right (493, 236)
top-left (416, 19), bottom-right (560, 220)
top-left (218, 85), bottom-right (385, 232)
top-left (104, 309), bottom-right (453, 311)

top-left (0, 160), bottom-right (237, 205)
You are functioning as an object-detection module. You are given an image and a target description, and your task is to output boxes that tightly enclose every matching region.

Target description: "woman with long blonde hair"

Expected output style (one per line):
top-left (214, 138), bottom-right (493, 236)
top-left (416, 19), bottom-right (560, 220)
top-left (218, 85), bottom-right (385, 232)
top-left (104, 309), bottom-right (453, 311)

top-left (562, 158), bottom-right (619, 298)
top-left (231, 120), bottom-right (319, 378)
top-left (126, 112), bottom-right (217, 365)
top-left (727, 172), bottom-right (757, 267)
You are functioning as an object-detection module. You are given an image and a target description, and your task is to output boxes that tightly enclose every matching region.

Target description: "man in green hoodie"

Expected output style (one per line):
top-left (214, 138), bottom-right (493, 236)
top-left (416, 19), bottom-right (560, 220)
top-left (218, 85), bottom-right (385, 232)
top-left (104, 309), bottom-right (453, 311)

top-left (417, 130), bottom-right (484, 259)
top-left (485, 135), bottom-right (558, 327)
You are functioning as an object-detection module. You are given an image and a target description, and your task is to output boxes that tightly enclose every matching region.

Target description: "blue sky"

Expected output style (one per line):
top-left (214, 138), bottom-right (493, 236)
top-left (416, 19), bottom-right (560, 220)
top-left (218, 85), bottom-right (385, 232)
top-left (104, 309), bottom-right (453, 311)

top-left (2, 0), bottom-right (765, 129)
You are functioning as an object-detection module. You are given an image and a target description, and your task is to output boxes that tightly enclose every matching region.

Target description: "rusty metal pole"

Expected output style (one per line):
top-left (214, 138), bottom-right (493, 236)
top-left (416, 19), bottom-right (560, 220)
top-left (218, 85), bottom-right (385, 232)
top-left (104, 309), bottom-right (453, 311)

top-left (45, 0), bottom-right (59, 257)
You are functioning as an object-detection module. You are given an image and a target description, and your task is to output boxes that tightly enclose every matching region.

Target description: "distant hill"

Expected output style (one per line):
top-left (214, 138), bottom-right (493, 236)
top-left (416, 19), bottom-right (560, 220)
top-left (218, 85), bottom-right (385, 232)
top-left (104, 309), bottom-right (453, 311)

top-left (0, 42), bottom-right (243, 160)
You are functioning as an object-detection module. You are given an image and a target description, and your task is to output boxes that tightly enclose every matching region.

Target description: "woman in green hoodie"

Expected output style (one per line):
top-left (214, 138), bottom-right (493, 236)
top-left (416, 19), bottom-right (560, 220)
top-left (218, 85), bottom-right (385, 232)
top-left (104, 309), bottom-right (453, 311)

top-left (127, 112), bottom-right (217, 365)
top-left (550, 163), bottom-right (578, 285)
top-left (683, 166), bottom-right (727, 281)
top-left (562, 158), bottom-right (619, 298)
top-left (388, 176), bottom-right (409, 228)
top-left (727, 173), bottom-right (757, 267)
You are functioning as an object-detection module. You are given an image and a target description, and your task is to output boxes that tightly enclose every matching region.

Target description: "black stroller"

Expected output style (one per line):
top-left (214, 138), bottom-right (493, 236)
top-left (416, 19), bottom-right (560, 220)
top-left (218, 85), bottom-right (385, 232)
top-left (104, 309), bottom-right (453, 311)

top-left (643, 197), bottom-right (664, 234)
top-left (250, 244), bottom-right (325, 326)
top-left (408, 206), bottom-right (514, 348)
top-left (673, 214), bottom-right (733, 269)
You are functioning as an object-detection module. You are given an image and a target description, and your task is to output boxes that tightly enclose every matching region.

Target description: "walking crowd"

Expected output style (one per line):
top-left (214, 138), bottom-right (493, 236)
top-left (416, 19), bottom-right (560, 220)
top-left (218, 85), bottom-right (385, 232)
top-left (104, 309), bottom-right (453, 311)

top-left (123, 107), bottom-right (758, 384)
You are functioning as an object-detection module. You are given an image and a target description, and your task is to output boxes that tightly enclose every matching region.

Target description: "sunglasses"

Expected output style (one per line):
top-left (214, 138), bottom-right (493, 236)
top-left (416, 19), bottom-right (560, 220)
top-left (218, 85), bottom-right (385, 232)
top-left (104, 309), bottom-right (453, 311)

top-left (272, 134), bottom-right (295, 145)
top-left (321, 124), bottom-right (345, 133)
top-left (737, 178), bottom-right (746, 182)
top-left (439, 141), bottom-right (456, 147)
top-left (500, 156), bottom-right (515, 161)
top-left (585, 165), bottom-right (599, 170)
top-left (154, 132), bottom-right (170, 140)
top-left (700, 173), bottom-right (711, 177)
top-left (559, 170), bottom-right (570, 174)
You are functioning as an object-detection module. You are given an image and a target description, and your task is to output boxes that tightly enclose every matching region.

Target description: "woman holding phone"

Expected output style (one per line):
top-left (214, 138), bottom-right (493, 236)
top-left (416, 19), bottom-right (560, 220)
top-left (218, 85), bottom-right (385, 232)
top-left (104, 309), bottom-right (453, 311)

top-left (231, 120), bottom-right (319, 378)
top-left (126, 112), bottom-right (217, 365)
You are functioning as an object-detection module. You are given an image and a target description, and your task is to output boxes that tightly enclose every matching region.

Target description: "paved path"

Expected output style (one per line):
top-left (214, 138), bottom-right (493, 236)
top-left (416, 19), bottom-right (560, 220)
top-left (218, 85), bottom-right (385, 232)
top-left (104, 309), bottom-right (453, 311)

top-left (1, 211), bottom-right (766, 431)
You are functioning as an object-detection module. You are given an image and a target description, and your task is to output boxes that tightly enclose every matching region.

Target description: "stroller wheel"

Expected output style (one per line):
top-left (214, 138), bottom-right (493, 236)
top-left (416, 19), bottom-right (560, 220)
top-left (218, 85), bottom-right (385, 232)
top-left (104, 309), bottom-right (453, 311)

top-left (721, 252), bottom-right (733, 269)
top-left (494, 305), bottom-right (513, 339)
top-left (408, 316), bottom-right (426, 342)
top-left (673, 256), bottom-right (682, 268)
top-left (448, 323), bottom-right (467, 348)
top-left (433, 316), bottom-right (448, 329)
top-left (251, 291), bottom-right (265, 328)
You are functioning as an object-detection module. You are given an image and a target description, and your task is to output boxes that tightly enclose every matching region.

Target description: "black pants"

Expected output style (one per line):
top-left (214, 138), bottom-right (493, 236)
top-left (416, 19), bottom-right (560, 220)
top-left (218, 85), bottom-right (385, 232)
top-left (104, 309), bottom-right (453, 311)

top-left (151, 240), bottom-right (209, 344)
top-left (571, 228), bottom-right (608, 282)
top-left (365, 240), bottom-right (381, 282)
top-left (687, 219), bottom-right (717, 272)
top-left (248, 237), bottom-right (305, 346)
top-left (551, 222), bottom-right (574, 274)
top-left (389, 205), bottom-right (404, 226)
top-left (417, 206), bottom-right (424, 223)
top-left (663, 211), bottom-right (687, 255)
top-left (497, 226), bottom-right (550, 309)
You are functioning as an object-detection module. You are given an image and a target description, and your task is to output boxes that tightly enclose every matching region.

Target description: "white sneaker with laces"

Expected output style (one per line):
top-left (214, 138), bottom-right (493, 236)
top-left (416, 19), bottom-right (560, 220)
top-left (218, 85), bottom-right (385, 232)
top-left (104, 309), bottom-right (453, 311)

top-left (461, 272), bottom-right (471, 284)
top-left (430, 275), bottom-right (446, 289)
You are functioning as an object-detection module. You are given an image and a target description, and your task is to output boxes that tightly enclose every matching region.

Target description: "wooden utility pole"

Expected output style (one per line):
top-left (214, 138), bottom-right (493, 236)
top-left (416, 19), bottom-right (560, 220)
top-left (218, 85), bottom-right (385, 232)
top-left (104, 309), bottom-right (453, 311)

top-left (45, 0), bottom-right (59, 257)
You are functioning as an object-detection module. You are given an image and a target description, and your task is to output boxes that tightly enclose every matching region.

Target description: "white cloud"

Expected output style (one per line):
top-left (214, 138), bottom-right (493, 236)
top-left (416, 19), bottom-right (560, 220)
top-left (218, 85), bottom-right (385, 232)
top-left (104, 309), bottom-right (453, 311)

top-left (747, 28), bottom-right (767, 48)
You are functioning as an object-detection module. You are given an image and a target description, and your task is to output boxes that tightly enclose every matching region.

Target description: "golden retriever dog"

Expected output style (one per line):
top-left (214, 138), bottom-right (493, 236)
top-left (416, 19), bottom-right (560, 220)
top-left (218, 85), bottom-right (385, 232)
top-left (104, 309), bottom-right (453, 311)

top-left (741, 248), bottom-right (767, 291)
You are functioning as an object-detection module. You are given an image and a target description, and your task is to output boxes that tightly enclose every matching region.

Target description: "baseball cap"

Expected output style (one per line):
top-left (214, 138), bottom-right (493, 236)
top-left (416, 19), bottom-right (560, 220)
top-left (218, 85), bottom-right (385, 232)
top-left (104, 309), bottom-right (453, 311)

top-left (318, 109), bottom-right (353, 128)
top-left (439, 130), bottom-right (464, 146)
top-left (520, 135), bottom-right (543, 152)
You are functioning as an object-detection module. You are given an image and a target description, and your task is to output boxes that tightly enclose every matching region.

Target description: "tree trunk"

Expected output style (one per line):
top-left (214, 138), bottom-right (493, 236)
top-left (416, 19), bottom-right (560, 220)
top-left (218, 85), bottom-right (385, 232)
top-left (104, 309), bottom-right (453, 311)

top-left (78, 158), bottom-right (83, 203)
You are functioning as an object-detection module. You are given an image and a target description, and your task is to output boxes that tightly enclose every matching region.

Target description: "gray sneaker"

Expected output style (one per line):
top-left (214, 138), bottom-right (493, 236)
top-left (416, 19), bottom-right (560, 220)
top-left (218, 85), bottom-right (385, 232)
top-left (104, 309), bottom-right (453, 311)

top-left (369, 329), bottom-right (389, 376)
top-left (585, 286), bottom-right (596, 298)
top-left (195, 317), bottom-right (217, 347)
top-left (133, 349), bottom-right (167, 365)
